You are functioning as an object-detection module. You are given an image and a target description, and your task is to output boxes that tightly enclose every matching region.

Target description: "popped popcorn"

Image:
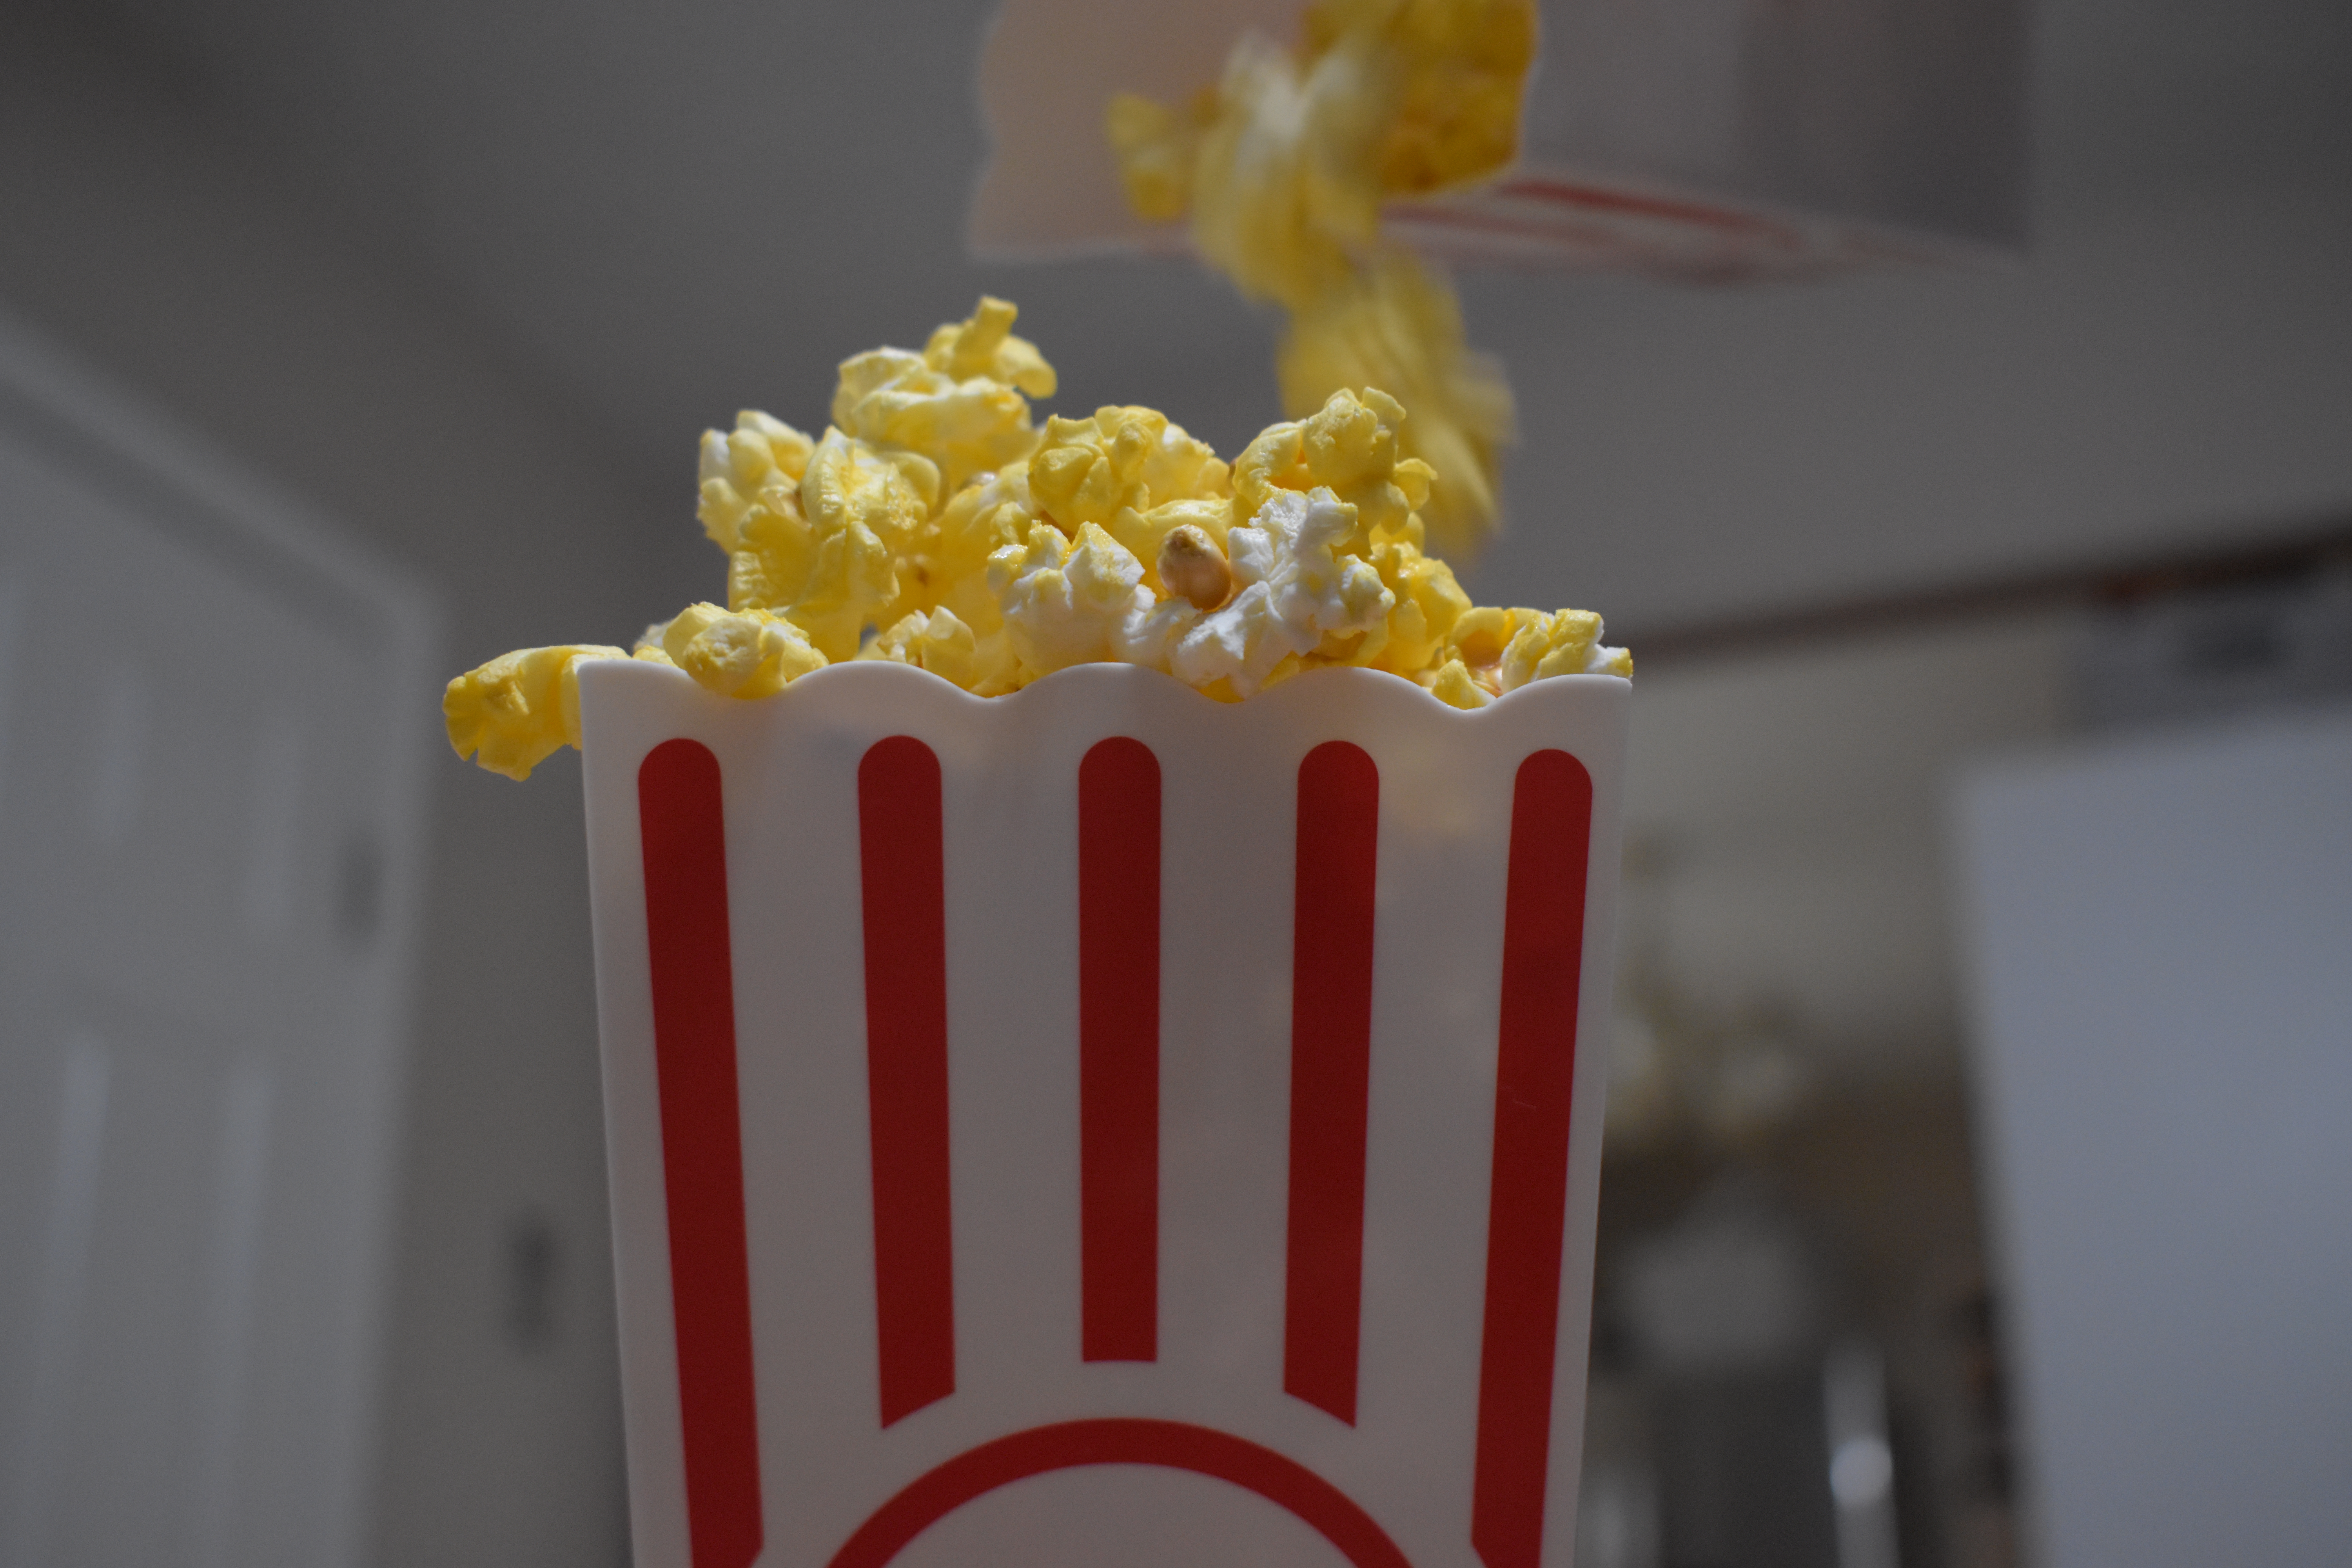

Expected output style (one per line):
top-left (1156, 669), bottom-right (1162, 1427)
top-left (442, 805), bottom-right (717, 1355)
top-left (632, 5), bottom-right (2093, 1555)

top-left (1027, 405), bottom-right (1230, 534)
top-left (1171, 487), bottom-right (1395, 698)
top-left (868, 605), bottom-right (995, 691)
top-left (887, 461), bottom-right (1031, 682)
top-left (1236, 386), bottom-right (1432, 550)
top-left (444, 297), bottom-right (1626, 780)
top-left (1426, 656), bottom-right (1494, 710)
top-left (655, 603), bottom-right (827, 699)
top-left (1365, 530), bottom-right (1472, 675)
top-left (1106, 0), bottom-right (1535, 554)
top-left (1499, 606), bottom-right (1635, 688)
top-left (989, 521), bottom-right (1156, 678)
top-left (444, 643), bottom-right (628, 781)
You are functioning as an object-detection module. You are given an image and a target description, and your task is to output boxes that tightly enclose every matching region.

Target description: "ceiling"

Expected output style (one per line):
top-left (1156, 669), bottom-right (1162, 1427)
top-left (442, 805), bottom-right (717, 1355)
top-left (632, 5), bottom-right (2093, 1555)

top-left (51, 0), bottom-right (2352, 634)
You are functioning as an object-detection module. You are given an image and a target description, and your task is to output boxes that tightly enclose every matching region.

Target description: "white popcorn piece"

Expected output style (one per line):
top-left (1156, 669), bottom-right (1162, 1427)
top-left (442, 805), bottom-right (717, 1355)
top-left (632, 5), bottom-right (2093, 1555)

top-left (991, 520), bottom-right (1158, 679)
top-left (1172, 486), bottom-right (1394, 696)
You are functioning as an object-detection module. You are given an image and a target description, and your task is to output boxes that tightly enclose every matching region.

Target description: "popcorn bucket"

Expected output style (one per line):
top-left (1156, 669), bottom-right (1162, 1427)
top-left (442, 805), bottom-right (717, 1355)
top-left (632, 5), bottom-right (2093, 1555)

top-left (578, 659), bottom-right (1627, 1568)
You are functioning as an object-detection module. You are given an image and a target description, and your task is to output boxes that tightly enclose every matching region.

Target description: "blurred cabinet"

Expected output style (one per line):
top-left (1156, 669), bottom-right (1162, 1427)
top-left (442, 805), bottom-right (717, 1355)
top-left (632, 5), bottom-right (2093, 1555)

top-left (0, 323), bottom-right (436, 1566)
top-left (1953, 708), bottom-right (2352, 1568)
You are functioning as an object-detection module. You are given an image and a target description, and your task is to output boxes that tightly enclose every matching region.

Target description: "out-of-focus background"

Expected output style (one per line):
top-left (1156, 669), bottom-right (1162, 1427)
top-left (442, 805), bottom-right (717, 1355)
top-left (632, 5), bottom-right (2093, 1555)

top-left (0, 0), bottom-right (2347, 1564)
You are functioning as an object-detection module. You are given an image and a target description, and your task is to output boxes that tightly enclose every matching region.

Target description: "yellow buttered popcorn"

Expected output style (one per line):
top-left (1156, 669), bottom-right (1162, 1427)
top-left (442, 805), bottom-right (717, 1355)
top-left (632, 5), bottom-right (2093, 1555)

top-left (1028, 406), bottom-right (1229, 532)
top-left (1501, 606), bottom-right (1635, 685)
top-left (1426, 656), bottom-right (1494, 710)
top-left (445, 296), bottom-right (1626, 780)
top-left (1026, 405), bottom-right (1235, 600)
top-left (1278, 257), bottom-right (1512, 548)
top-left (866, 606), bottom-right (1000, 692)
top-left (1107, 0), bottom-right (1535, 554)
top-left (880, 467), bottom-right (1026, 679)
top-left (921, 294), bottom-right (1058, 400)
top-left (444, 643), bottom-right (629, 781)
top-left (1236, 387), bottom-right (1432, 552)
top-left (1309, 0), bottom-right (1539, 198)
top-left (831, 296), bottom-right (1053, 485)
top-left (700, 415), bottom-right (923, 662)
top-left (1365, 532), bottom-right (1471, 676)
top-left (833, 316), bottom-right (1049, 497)
top-left (655, 603), bottom-right (828, 699)
top-left (698, 409), bottom-right (814, 554)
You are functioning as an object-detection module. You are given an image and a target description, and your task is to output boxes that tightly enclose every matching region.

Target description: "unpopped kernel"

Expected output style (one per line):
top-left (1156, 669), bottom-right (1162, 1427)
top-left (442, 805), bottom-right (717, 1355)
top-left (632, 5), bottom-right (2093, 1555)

top-left (444, 297), bottom-right (1626, 780)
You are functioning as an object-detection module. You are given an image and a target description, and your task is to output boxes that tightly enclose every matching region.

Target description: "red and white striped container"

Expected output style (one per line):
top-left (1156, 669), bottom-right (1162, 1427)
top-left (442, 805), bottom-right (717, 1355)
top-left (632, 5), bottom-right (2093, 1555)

top-left (578, 659), bottom-right (1627, 1568)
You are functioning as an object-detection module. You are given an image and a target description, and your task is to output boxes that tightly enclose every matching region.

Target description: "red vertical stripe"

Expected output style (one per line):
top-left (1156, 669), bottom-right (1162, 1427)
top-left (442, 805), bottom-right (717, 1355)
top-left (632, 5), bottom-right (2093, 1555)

top-left (858, 735), bottom-right (957, 1427)
top-left (638, 739), bottom-right (764, 1568)
top-left (1284, 740), bottom-right (1381, 1424)
top-left (1471, 749), bottom-right (1595, 1568)
top-left (1078, 738), bottom-right (1161, 1362)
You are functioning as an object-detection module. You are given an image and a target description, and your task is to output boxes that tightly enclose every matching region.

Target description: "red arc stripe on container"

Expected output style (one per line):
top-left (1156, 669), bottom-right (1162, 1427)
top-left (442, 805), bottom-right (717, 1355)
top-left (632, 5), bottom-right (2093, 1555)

top-left (638, 739), bottom-right (764, 1568)
top-left (827, 1419), bottom-right (1411, 1568)
top-left (1471, 749), bottom-right (1595, 1568)
top-left (858, 736), bottom-right (957, 1426)
top-left (1078, 738), bottom-right (1161, 1362)
top-left (1284, 741), bottom-right (1381, 1424)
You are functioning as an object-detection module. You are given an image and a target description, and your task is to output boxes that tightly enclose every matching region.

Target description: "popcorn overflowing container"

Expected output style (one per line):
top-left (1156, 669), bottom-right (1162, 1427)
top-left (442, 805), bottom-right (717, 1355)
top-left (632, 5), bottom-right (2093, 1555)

top-left (580, 654), bottom-right (1626, 1568)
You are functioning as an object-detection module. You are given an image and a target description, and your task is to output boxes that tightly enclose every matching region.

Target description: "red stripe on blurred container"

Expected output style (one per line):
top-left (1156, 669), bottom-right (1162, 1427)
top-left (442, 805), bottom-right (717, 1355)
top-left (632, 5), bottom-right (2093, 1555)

top-left (1471, 748), bottom-right (1594, 1568)
top-left (1284, 740), bottom-right (1381, 1425)
top-left (1078, 737), bottom-right (1161, 1362)
top-left (638, 738), bottom-right (764, 1568)
top-left (858, 736), bottom-right (957, 1427)
top-left (826, 1419), bottom-right (1414, 1568)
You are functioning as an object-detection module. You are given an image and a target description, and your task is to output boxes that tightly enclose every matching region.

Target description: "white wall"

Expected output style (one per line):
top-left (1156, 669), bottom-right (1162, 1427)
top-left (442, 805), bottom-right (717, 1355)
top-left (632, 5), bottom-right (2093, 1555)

top-left (1463, 181), bottom-right (2352, 630)
top-left (0, 13), bottom-right (702, 1565)
top-left (1463, 0), bottom-right (2352, 628)
top-left (1622, 613), bottom-right (2074, 1077)
top-left (1953, 706), bottom-right (2352, 1567)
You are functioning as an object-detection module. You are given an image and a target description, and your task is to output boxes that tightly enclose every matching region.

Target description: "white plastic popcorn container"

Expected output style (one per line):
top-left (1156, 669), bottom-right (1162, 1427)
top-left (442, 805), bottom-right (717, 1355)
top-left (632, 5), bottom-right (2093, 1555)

top-left (577, 658), bottom-right (1628, 1568)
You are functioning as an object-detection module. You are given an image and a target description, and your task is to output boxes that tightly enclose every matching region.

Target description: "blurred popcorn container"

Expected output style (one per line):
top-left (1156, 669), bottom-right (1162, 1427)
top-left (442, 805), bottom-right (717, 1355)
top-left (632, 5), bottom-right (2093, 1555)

top-left (973, 0), bottom-right (2025, 277)
top-left (579, 658), bottom-right (1628, 1568)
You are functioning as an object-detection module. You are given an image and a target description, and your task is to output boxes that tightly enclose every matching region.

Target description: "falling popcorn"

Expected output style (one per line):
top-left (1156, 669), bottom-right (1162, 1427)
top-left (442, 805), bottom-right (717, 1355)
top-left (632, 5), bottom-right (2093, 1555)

top-left (1105, 0), bottom-right (1536, 554)
top-left (445, 297), bottom-right (1626, 779)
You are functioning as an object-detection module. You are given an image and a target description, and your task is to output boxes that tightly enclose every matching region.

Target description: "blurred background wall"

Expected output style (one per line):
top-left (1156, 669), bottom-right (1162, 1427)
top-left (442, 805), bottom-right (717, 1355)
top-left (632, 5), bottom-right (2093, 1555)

top-left (0, 0), bottom-right (2345, 1564)
top-left (0, 10), bottom-right (696, 1563)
